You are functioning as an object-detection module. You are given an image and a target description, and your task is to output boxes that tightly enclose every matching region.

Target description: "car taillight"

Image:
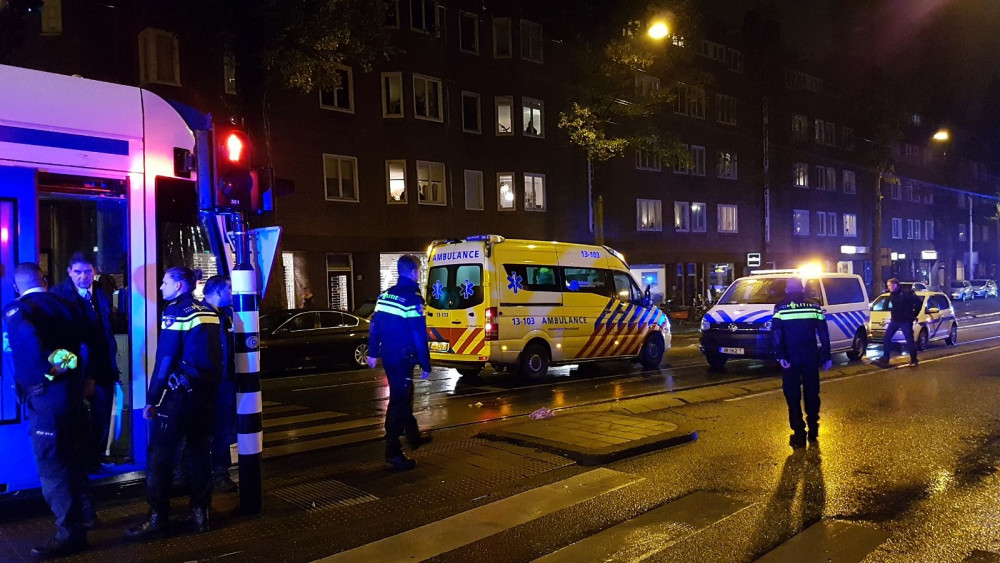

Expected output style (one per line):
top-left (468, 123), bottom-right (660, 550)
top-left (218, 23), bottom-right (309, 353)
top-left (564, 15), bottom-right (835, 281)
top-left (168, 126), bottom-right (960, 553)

top-left (485, 307), bottom-right (498, 340)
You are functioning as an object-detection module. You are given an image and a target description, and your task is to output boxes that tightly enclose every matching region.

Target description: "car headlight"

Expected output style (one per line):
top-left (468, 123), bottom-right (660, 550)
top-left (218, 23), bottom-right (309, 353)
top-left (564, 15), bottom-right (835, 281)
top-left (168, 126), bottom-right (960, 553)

top-left (762, 321), bottom-right (772, 331)
top-left (700, 318), bottom-right (710, 331)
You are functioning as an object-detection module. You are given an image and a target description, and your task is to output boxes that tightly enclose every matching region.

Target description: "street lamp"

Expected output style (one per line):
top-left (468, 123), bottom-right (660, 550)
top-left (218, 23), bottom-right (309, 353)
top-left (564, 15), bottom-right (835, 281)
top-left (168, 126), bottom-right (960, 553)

top-left (932, 129), bottom-right (974, 280)
top-left (933, 129), bottom-right (950, 142)
top-left (647, 21), bottom-right (669, 40)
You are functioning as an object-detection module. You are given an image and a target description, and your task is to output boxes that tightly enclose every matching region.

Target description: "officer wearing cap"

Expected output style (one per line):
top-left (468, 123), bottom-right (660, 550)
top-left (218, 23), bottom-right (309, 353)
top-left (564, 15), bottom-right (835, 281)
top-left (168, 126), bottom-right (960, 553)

top-left (772, 277), bottom-right (832, 449)
top-left (127, 266), bottom-right (222, 538)
top-left (3, 263), bottom-right (92, 558)
top-left (366, 254), bottom-right (432, 470)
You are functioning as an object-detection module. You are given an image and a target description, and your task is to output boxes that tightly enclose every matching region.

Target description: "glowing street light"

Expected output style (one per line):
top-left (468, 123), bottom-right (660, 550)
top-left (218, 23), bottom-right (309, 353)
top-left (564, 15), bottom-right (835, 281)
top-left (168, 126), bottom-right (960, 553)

top-left (647, 21), bottom-right (669, 40)
top-left (932, 129), bottom-right (950, 142)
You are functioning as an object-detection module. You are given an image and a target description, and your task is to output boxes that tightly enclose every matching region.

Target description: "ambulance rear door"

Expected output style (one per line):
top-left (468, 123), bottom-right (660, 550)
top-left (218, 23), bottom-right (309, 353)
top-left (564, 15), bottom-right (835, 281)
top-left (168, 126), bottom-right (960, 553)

top-left (425, 242), bottom-right (488, 360)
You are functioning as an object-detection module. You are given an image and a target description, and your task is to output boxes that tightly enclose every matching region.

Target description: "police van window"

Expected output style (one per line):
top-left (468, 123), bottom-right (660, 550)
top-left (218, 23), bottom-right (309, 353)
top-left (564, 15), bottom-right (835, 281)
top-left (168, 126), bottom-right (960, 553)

top-left (503, 264), bottom-right (560, 292)
top-left (612, 271), bottom-right (642, 304)
top-left (823, 277), bottom-right (864, 305)
top-left (804, 279), bottom-right (822, 304)
top-left (426, 264), bottom-right (484, 310)
top-left (561, 267), bottom-right (610, 296)
top-left (318, 311), bottom-right (345, 328)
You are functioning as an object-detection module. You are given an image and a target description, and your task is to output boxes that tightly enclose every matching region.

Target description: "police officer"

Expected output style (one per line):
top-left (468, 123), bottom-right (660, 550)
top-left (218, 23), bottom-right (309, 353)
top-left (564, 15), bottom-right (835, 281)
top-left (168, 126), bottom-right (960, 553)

top-left (203, 275), bottom-right (237, 492)
top-left (127, 266), bottom-right (222, 538)
top-left (772, 278), bottom-right (832, 449)
top-left (52, 252), bottom-right (120, 472)
top-left (877, 278), bottom-right (922, 368)
top-left (4, 263), bottom-right (92, 558)
top-left (366, 255), bottom-right (432, 470)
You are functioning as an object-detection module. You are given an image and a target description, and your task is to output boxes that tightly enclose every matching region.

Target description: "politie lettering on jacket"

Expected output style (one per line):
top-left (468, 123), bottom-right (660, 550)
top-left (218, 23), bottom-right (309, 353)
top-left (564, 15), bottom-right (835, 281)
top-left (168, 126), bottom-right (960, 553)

top-left (431, 250), bottom-right (481, 262)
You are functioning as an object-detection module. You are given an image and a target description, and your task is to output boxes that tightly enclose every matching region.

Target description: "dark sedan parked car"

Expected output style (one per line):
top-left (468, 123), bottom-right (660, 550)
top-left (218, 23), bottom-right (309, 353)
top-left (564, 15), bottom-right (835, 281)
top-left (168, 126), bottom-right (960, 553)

top-left (259, 309), bottom-right (370, 374)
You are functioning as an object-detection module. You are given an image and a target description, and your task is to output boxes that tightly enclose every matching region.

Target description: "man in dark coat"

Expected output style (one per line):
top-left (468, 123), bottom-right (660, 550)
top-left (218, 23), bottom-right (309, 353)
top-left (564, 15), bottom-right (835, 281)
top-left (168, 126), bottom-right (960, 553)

top-left (52, 252), bottom-right (120, 471)
top-left (877, 278), bottom-right (922, 367)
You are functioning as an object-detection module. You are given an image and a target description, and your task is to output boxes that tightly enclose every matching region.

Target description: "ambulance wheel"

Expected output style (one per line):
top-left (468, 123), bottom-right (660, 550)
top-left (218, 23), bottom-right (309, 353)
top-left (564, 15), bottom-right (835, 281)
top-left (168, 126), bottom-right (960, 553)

top-left (457, 367), bottom-right (482, 378)
top-left (945, 323), bottom-right (958, 346)
top-left (706, 352), bottom-right (727, 371)
top-left (638, 334), bottom-right (665, 369)
top-left (519, 343), bottom-right (550, 378)
top-left (846, 330), bottom-right (868, 361)
top-left (916, 328), bottom-right (929, 352)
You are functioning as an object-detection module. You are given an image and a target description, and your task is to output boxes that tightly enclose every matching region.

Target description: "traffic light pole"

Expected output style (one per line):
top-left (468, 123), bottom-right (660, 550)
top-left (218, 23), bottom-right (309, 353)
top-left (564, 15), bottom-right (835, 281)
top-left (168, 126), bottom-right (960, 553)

top-left (231, 211), bottom-right (263, 513)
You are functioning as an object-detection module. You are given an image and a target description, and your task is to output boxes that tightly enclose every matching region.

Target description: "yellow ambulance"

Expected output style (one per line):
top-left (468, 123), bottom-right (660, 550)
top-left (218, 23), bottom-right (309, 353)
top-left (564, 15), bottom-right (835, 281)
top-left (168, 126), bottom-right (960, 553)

top-left (424, 235), bottom-right (671, 378)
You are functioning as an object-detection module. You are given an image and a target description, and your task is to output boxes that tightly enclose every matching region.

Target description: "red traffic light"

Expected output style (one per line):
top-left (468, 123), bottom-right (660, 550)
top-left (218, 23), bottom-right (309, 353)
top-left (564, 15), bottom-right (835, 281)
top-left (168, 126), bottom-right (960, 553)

top-left (214, 127), bottom-right (255, 211)
top-left (225, 132), bottom-right (245, 162)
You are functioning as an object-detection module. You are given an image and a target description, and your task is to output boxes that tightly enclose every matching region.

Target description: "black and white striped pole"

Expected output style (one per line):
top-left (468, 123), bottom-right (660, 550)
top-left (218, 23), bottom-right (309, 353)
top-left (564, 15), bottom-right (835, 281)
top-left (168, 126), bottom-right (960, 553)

top-left (231, 211), bottom-right (263, 513)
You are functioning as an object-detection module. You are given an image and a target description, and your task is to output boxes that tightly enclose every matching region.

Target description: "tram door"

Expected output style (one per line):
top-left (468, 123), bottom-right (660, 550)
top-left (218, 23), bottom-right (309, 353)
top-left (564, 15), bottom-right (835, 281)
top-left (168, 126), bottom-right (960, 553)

top-left (0, 167), bottom-right (131, 494)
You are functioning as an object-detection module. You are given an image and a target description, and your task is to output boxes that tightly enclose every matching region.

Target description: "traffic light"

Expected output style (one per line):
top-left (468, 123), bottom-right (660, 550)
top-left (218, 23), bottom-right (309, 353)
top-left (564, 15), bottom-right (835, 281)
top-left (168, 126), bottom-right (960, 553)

top-left (214, 127), bottom-right (256, 211)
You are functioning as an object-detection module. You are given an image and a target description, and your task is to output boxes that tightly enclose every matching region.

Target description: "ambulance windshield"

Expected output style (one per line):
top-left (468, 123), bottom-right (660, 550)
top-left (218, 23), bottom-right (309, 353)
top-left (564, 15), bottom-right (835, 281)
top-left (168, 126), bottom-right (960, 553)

top-left (426, 264), bottom-right (484, 310)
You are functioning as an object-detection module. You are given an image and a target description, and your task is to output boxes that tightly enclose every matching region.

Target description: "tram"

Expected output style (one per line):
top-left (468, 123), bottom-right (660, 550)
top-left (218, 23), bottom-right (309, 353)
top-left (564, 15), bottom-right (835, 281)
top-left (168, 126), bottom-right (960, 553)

top-left (0, 64), bottom-right (217, 495)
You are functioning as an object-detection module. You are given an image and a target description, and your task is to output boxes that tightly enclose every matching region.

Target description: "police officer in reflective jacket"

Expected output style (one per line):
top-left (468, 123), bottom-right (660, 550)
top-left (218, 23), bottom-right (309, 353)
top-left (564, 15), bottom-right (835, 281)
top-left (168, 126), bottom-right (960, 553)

top-left (127, 266), bottom-right (222, 538)
top-left (366, 255), bottom-right (432, 470)
top-left (772, 278), bottom-right (832, 449)
top-left (4, 263), bottom-right (93, 558)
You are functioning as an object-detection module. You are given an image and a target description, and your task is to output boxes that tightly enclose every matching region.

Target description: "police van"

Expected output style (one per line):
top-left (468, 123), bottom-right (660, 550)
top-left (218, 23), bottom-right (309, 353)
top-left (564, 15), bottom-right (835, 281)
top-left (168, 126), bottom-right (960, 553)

top-left (424, 235), bottom-right (671, 378)
top-left (699, 270), bottom-right (870, 370)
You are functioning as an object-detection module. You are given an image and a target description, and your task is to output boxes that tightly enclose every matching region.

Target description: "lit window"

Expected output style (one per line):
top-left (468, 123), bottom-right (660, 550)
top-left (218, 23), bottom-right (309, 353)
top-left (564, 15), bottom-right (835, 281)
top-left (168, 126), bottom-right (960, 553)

top-left (320, 66), bottom-right (354, 113)
top-left (524, 173), bottom-right (545, 211)
top-left (906, 219), bottom-right (914, 239)
top-left (925, 220), bottom-right (935, 240)
top-left (674, 201), bottom-right (690, 232)
top-left (386, 160), bottom-right (406, 203)
top-left (495, 96), bottom-right (513, 135)
top-left (522, 97), bottom-right (544, 137)
top-left (826, 212), bottom-right (837, 236)
top-left (793, 209), bottom-right (810, 236)
top-left (41, 0), bottom-right (62, 35)
top-left (718, 204), bottom-right (738, 233)
top-left (637, 199), bottom-right (662, 231)
top-left (323, 154), bottom-right (358, 202)
top-left (717, 151), bottom-right (737, 180)
top-left (413, 74), bottom-right (443, 121)
top-left (914, 219), bottom-right (921, 240)
top-left (462, 91), bottom-right (481, 133)
top-left (892, 218), bottom-right (903, 239)
top-left (794, 163), bottom-right (809, 187)
top-left (691, 202), bottom-right (706, 232)
top-left (416, 161), bottom-right (446, 205)
top-left (498, 173), bottom-right (515, 210)
top-left (381, 72), bottom-right (403, 117)
top-left (411, 0), bottom-right (441, 35)
top-left (459, 11), bottom-right (479, 54)
top-left (844, 214), bottom-right (857, 237)
top-left (520, 20), bottom-right (543, 63)
top-left (138, 28), bottom-right (181, 86)
top-left (816, 212), bottom-right (828, 237)
top-left (493, 17), bottom-right (512, 58)
top-left (716, 94), bottom-right (736, 125)
top-left (464, 170), bottom-right (484, 210)
top-left (843, 170), bottom-right (856, 194)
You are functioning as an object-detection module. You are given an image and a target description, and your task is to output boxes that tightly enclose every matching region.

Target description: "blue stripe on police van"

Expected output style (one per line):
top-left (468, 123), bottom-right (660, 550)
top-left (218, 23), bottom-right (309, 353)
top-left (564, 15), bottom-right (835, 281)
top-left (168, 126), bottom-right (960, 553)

top-left (737, 310), bottom-right (771, 323)
top-left (0, 125), bottom-right (130, 156)
top-left (716, 311), bottom-right (734, 323)
top-left (828, 314), bottom-right (852, 338)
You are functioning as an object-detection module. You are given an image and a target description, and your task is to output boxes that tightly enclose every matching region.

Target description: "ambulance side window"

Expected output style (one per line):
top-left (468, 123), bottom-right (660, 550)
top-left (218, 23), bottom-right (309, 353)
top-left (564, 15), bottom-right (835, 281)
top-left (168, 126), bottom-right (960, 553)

top-left (503, 264), bottom-right (560, 292)
top-left (612, 271), bottom-right (642, 304)
top-left (561, 267), bottom-right (611, 296)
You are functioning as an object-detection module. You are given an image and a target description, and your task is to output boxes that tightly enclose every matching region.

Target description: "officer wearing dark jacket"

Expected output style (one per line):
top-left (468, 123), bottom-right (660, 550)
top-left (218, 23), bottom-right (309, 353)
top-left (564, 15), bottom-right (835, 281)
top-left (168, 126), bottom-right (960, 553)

top-left (367, 255), bottom-right (432, 470)
top-left (772, 277), bottom-right (832, 449)
top-left (127, 267), bottom-right (222, 538)
top-left (877, 278), bottom-right (922, 367)
top-left (52, 252), bottom-right (120, 471)
top-left (3, 263), bottom-right (93, 558)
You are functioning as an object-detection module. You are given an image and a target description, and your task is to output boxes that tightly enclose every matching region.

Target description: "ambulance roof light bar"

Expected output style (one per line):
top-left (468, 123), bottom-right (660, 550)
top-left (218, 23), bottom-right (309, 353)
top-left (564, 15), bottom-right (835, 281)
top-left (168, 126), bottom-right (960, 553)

top-left (603, 245), bottom-right (628, 266)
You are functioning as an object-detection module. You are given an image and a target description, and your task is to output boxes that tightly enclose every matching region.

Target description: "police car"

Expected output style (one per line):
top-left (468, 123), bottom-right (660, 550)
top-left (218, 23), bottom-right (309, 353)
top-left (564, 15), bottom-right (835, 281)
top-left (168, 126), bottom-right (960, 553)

top-left (699, 269), bottom-right (870, 370)
top-left (424, 235), bottom-right (671, 378)
top-left (869, 290), bottom-right (958, 350)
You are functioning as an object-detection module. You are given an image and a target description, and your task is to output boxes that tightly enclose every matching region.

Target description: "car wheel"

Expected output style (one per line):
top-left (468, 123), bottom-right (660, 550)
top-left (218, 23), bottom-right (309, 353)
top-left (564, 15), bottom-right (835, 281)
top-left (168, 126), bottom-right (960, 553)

top-left (916, 328), bottom-right (928, 352)
top-left (352, 342), bottom-right (369, 368)
top-left (706, 352), bottom-right (727, 371)
top-left (638, 334), bottom-right (665, 369)
top-left (457, 366), bottom-right (482, 378)
top-left (518, 342), bottom-right (550, 378)
top-left (945, 323), bottom-right (958, 346)
top-left (847, 330), bottom-right (868, 361)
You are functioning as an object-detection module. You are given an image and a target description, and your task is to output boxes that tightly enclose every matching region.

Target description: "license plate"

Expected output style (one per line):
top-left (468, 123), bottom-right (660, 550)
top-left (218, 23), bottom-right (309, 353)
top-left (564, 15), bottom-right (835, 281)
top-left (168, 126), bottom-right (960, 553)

top-left (720, 347), bottom-right (744, 355)
top-left (430, 342), bottom-right (450, 352)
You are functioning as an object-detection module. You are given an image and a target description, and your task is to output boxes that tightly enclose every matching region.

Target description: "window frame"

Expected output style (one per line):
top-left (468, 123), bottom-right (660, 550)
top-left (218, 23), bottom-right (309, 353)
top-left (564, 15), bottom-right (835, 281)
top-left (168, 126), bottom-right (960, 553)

top-left (521, 96), bottom-right (544, 138)
top-left (690, 145), bottom-right (706, 176)
top-left (843, 170), bottom-right (857, 194)
top-left (383, 0), bottom-right (400, 28)
top-left (891, 217), bottom-right (903, 239)
top-left (323, 154), bottom-right (359, 203)
top-left (520, 19), bottom-right (544, 63)
top-left (493, 17), bottom-right (512, 58)
top-left (464, 169), bottom-right (484, 211)
top-left (794, 162), bottom-right (809, 188)
top-left (461, 91), bottom-right (481, 134)
top-left (138, 28), bottom-right (181, 87)
top-left (691, 202), bottom-right (707, 232)
top-left (524, 173), bottom-right (546, 212)
top-left (715, 93), bottom-right (737, 125)
top-left (717, 151), bottom-right (738, 180)
top-left (495, 95), bottom-right (514, 136)
top-left (718, 204), bottom-right (738, 233)
top-left (412, 73), bottom-right (444, 122)
top-left (844, 214), bottom-right (858, 237)
top-left (636, 149), bottom-right (661, 171)
top-left (637, 199), bottom-right (663, 232)
top-left (674, 201), bottom-right (690, 232)
top-left (410, 0), bottom-right (441, 35)
top-left (386, 159), bottom-right (407, 204)
top-left (459, 10), bottom-right (479, 55)
top-left (826, 211), bottom-right (837, 236)
top-left (688, 87), bottom-right (706, 119)
top-left (816, 211), bottom-right (828, 237)
top-left (498, 172), bottom-right (516, 211)
top-left (925, 220), bottom-right (935, 240)
top-left (381, 71), bottom-right (404, 118)
top-left (319, 66), bottom-right (355, 113)
top-left (416, 160), bottom-right (447, 206)
top-left (793, 209), bottom-right (810, 236)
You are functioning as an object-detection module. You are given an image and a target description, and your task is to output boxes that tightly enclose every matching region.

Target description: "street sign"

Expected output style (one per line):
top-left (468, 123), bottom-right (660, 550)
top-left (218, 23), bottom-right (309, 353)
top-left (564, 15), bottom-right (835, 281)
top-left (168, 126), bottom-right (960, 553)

top-left (747, 253), bottom-right (761, 267)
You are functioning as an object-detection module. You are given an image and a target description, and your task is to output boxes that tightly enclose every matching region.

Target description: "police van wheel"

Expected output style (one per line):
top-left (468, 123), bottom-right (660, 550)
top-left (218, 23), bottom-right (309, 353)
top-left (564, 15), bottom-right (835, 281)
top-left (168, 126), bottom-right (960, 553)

top-left (457, 367), bottom-right (482, 378)
top-left (519, 343), bottom-right (550, 378)
top-left (638, 335), bottom-right (665, 369)
top-left (945, 323), bottom-right (958, 346)
top-left (706, 352), bottom-right (727, 371)
top-left (916, 329), bottom-right (929, 352)
top-left (353, 343), bottom-right (369, 368)
top-left (846, 330), bottom-right (868, 361)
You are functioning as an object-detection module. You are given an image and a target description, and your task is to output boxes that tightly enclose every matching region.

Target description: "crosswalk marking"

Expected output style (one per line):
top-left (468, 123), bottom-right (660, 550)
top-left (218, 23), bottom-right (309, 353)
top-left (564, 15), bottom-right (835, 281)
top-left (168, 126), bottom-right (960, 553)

top-left (262, 411), bottom-right (348, 428)
top-left (263, 417), bottom-right (383, 443)
top-left (264, 429), bottom-right (386, 459)
top-left (756, 520), bottom-right (889, 563)
top-left (535, 491), bottom-right (751, 562)
top-left (263, 404), bottom-right (309, 415)
top-left (314, 468), bottom-right (642, 563)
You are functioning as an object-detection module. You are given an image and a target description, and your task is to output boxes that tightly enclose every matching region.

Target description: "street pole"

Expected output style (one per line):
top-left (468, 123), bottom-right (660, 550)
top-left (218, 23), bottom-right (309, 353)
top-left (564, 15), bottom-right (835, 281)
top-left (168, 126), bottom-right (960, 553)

top-left (969, 194), bottom-right (974, 278)
top-left (231, 211), bottom-right (263, 513)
